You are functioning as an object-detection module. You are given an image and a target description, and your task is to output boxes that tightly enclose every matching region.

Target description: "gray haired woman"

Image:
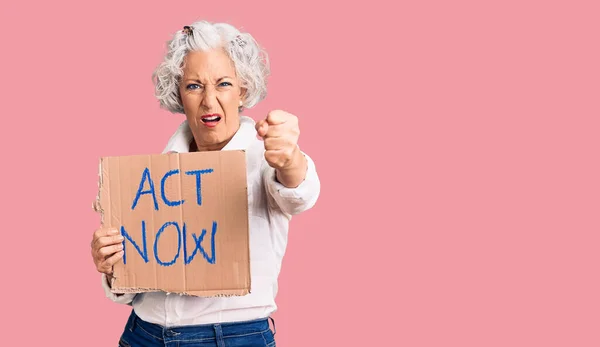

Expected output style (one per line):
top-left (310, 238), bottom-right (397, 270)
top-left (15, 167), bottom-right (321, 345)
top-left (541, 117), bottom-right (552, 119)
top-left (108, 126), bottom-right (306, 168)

top-left (90, 20), bottom-right (321, 347)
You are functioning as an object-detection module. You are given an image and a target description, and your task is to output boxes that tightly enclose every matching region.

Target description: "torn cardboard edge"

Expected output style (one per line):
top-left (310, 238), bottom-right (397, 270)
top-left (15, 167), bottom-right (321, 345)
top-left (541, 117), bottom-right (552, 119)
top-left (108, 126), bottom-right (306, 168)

top-left (110, 284), bottom-right (250, 298)
top-left (94, 151), bottom-right (252, 298)
top-left (93, 158), bottom-right (106, 224)
top-left (108, 272), bottom-right (251, 297)
top-left (107, 276), bottom-right (252, 298)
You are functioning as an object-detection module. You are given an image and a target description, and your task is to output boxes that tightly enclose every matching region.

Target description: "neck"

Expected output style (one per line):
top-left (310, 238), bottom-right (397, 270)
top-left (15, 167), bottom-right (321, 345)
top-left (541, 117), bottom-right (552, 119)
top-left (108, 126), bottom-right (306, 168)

top-left (191, 139), bottom-right (231, 152)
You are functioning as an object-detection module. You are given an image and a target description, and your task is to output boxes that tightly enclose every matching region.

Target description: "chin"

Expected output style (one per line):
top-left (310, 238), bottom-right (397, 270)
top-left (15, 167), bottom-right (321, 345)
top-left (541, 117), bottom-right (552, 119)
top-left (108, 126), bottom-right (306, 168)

top-left (200, 132), bottom-right (221, 143)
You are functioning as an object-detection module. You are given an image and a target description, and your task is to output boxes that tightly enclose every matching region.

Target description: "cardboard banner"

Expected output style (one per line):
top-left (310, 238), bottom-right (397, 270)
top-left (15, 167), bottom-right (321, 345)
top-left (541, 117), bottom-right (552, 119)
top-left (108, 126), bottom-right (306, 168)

top-left (95, 150), bottom-right (250, 297)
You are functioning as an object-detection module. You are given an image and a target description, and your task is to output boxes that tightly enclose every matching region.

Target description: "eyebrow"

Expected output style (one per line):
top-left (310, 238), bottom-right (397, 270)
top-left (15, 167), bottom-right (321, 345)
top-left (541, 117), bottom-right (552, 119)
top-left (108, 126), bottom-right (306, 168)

top-left (184, 76), bottom-right (233, 83)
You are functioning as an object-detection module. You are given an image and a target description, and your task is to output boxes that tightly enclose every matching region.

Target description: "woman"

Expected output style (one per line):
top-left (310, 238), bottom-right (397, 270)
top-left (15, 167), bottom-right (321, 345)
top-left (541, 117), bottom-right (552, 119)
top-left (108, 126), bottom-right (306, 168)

top-left (90, 20), bottom-right (320, 346)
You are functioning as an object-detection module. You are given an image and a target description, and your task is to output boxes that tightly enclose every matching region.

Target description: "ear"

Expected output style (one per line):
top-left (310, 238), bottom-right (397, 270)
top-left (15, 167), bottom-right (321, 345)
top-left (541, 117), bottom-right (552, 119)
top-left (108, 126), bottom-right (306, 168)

top-left (239, 87), bottom-right (247, 100)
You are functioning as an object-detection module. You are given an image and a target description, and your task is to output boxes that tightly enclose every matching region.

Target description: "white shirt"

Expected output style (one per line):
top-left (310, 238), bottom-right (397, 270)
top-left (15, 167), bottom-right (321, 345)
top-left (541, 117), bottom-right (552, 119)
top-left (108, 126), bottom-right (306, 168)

top-left (101, 115), bottom-right (320, 327)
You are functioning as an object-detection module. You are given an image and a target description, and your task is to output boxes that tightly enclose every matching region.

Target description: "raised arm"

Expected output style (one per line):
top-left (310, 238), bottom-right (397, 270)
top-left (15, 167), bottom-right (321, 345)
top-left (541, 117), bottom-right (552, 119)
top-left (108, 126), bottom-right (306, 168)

top-left (256, 110), bottom-right (321, 215)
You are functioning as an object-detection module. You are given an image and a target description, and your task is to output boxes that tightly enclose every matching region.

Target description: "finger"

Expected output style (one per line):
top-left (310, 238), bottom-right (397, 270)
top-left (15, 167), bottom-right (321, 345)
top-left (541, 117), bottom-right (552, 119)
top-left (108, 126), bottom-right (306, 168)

top-left (93, 227), bottom-right (119, 239)
top-left (92, 227), bottom-right (119, 249)
top-left (255, 119), bottom-right (269, 137)
top-left (94, 234), bottom-right (125, 252)
top-left (264, 137), bottom-right (289, 151)
top-left (99, 243), bottom-right (124, 258)
top-left (266, 110), bottom-right (287, 125)
top-left (263, 123), bottom-right (286, 138)
top-left (99, 250), bottom-right (124, 273)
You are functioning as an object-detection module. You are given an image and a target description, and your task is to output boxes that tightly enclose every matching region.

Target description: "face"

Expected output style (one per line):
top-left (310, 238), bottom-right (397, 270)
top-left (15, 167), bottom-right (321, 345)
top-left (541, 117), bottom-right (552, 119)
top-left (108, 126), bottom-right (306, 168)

top-left (179, 49), bottom-right (245, 151)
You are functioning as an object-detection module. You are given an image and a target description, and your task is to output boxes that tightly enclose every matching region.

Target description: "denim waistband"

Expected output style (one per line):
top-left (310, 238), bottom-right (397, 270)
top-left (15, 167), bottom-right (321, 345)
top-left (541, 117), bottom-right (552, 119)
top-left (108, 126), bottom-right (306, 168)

top-left (127, 309), bottom-right (274, 341)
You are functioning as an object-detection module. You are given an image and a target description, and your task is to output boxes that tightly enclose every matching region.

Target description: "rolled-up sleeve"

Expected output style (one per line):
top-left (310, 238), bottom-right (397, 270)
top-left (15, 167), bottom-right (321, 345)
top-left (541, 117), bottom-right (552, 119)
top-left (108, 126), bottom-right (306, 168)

top-left (101, 273), bottom-right (136, 305)
top-left (263, 151), bottom-right (321, 216)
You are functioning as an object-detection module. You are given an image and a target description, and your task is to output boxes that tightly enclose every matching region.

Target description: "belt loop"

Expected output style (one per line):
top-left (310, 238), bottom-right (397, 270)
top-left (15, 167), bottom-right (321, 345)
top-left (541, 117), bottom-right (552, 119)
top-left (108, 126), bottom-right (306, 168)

top-left (269, 317), bottom-right (276, 335)
top-left (213, 324), bottom-right (225, 347)
top-left (129, 310), bottom-right (138, 333)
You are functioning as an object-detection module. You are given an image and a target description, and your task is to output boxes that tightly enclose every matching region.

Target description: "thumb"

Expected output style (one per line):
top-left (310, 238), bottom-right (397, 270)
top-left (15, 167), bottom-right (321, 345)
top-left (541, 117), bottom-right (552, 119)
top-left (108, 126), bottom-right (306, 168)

top-left (255, 120), bottom-right (269, 138)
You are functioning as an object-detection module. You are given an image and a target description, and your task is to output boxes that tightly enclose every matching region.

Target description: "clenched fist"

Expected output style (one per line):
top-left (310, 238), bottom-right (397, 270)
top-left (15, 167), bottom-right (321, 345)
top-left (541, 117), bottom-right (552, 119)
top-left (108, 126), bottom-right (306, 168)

top-left (256, 110), bottom-right (301, 170)
top-left (256, 110), bottom-right (308, 188)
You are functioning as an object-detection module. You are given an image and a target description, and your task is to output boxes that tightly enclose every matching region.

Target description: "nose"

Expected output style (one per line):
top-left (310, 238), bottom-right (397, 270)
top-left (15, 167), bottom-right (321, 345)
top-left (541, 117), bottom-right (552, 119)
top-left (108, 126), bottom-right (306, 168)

top-left (200, 85), bottom-right (218, 110)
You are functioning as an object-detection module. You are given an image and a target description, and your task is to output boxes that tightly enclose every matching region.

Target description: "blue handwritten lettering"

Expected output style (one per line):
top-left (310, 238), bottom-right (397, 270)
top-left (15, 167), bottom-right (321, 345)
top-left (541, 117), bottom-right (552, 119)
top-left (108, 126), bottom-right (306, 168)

top-left (160, 169), bottom-right (184, 207)
top-left (153, 221), bottom-right (182, 267)
top-left (185, 169), bottom-right (214, 206)
top-left (131, 167), bottom-right (159, 211)
top-left (183, 221), bottom-right (217, 265)
top-left (120, 220), bottom-right (217, 266)
top-left (121, 221), bottom-right (149, 264)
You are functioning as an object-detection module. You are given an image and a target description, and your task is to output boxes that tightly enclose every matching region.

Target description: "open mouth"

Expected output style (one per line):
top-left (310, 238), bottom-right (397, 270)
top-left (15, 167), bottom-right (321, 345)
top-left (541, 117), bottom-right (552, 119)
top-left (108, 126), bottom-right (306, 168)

top-left (200, 114), bottom-right (222, 126)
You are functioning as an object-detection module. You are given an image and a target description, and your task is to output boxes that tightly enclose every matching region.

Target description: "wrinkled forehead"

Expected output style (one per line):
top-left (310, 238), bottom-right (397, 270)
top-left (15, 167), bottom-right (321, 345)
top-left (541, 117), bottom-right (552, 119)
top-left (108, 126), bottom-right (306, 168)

top-left (181, 49), bottom-right (237, 80)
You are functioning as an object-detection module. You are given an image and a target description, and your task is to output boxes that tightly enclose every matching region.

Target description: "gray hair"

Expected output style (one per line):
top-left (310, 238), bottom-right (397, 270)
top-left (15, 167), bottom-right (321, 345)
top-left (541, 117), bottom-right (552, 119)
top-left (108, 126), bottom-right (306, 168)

top-left (152, 20), bottom-right (270, 114)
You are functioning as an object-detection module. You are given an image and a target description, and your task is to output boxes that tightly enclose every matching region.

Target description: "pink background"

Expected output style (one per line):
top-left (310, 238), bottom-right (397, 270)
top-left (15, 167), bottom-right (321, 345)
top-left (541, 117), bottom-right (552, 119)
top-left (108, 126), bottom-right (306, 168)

top-left (1, 0), bottom-right (599, 346)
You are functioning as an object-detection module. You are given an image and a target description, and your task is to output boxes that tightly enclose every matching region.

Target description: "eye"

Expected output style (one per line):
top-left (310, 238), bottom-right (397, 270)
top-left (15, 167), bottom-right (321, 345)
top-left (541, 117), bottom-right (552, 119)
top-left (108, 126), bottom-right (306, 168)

top-left (218, 81), bottom-right (232, 87)
top-left (186, 83), bottom-right (202, 90)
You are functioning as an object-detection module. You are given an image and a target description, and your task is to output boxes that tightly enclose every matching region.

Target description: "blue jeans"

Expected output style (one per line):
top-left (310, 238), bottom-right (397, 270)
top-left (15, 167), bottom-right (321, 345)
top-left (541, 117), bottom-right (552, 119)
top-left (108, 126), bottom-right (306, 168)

top-left (118, 309), bottom-right (277, 347)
